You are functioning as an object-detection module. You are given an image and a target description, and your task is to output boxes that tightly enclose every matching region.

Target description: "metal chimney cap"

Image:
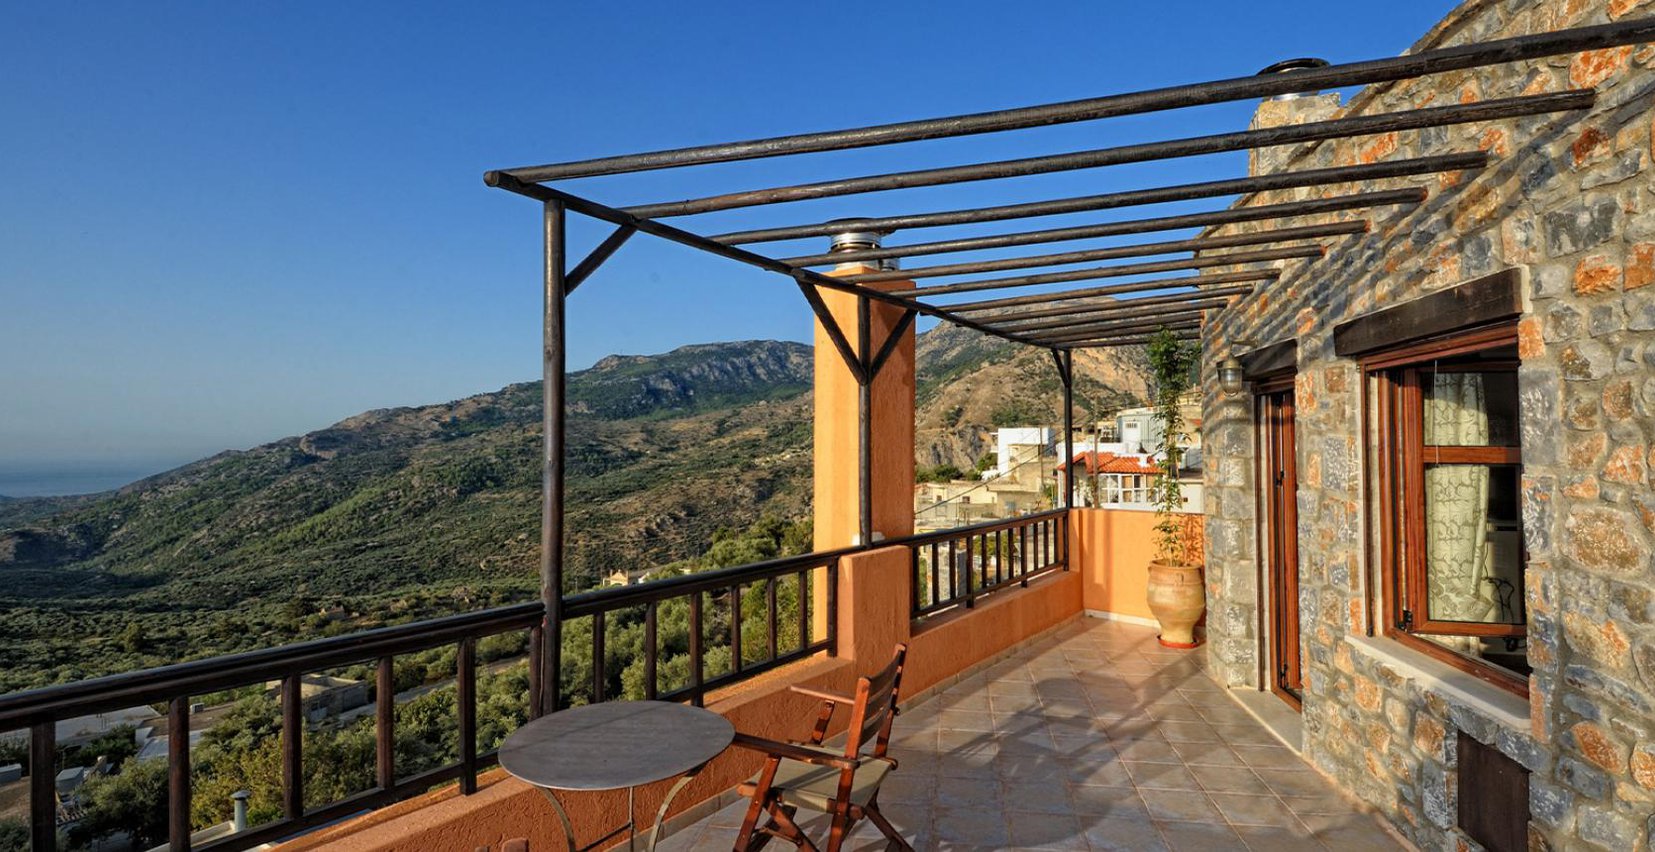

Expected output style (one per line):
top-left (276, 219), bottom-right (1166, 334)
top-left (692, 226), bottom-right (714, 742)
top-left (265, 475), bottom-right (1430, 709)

top-left (826, 219), bottom-right (900, 271)
top-left (826, 218), bottom-right (890, 253)
top-left (1257, 57), bottom-right (1330, 101)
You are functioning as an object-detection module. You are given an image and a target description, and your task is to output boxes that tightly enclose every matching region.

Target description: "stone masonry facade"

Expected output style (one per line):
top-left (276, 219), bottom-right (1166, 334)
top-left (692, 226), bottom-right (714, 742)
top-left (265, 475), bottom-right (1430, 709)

top-left (1198, 0), bottom-right (1655, 849)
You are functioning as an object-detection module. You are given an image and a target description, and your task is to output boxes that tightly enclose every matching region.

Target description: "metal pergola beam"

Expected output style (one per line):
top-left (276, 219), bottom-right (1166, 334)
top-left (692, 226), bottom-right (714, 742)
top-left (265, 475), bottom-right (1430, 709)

top-left (841, 222), bottom-right (1366, 285)
top-left (779, 189), bottom-right (1417, 267)
top-left (1061, 331), bottom-right (1203, 349)
top-left (974, 285), bottom-right (1255, 324)
top-left (945, 270), bottom-right (1279, 313)
top-left (486, 172), bottom-right (1047, 347)
top-left (990, 297), bottom-right (1236, 333)
top-left (620, 91), bottom-right (1589, 218)
top-left (1025, 314), bottom-right (1212, 344)
top-left (712, 153), bottom-right (1484, 245)
top-left (493, 16), bottom-right (1654, 182)
top-left (893, 245), bottom-right (1320, 299)
top-left (1056, 322), bottom-right (1206, 343)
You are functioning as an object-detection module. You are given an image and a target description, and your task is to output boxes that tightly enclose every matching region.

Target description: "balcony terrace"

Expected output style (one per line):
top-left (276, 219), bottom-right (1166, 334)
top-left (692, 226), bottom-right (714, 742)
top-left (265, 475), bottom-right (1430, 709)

top-left (8, 4), bottom-right (1655, 850)
top-left (657, 618), bottom-right (1397, 852)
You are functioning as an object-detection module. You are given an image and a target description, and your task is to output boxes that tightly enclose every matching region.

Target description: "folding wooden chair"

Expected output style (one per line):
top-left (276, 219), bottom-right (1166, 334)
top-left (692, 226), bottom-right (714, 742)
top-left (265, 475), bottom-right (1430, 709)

top-left (731, 648), bottom-right (913, 852)
top-left (730, 643), bottom-right (910, 852)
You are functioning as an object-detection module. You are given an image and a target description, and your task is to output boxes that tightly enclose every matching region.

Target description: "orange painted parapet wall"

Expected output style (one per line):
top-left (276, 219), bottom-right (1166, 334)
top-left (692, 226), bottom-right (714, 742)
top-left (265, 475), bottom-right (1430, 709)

top-left (283, 546), bottom-right (1082, 851)
top-left (1070, 508), bottom-right (1205, 622)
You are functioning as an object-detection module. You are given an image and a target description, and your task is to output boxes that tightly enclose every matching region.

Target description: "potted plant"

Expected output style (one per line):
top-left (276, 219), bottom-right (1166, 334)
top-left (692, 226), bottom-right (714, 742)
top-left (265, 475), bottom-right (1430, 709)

top-left (1143, 328), bottom-right (1204, 648)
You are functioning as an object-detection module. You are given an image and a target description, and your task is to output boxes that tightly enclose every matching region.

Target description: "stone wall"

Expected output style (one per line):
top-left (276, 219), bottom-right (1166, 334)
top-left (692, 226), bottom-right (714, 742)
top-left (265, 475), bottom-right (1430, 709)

top-left (1199, 0), bottom-right (1655, 849)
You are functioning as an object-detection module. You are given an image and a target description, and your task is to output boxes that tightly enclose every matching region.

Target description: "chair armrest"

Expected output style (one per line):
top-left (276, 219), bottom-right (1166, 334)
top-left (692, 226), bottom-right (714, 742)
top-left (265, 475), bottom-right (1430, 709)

top-left (731, 732), bottom-right (856, 769)
top-left (788, 685), bottom-right (855, 705)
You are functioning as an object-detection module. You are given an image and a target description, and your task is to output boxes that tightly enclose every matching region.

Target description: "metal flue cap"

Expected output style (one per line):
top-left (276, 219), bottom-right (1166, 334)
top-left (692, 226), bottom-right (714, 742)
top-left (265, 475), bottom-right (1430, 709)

top-left (1257, 58), bottom-right (1330, 101)
top-left (827, 219), bottom-right (886, 253)
top-left (827, 219), bottom-right (900, 271)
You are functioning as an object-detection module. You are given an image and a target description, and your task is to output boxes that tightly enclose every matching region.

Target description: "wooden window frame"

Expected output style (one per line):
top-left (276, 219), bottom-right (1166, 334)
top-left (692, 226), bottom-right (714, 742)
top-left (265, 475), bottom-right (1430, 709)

top-left (1366, 324), bottom-right (1529, 696)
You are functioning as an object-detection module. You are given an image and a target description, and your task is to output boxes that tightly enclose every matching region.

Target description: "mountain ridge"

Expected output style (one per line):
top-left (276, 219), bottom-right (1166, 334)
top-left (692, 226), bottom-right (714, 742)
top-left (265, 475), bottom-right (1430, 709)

top-left (0, 330), bottom-right (1147, 692)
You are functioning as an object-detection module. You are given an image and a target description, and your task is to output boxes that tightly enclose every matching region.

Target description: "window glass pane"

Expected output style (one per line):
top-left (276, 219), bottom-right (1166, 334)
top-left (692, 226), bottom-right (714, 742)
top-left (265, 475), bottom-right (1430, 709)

top-left (1423, 371), bottom-right (1519, 446)
top-left (1423, 464), bottom-right (1523, 625)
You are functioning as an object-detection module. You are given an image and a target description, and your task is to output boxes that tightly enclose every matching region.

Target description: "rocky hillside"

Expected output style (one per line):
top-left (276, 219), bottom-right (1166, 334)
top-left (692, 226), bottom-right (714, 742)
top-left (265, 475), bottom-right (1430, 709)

top-left (0, 331), bottom-right (1145, 692)
top-left (0, 341), bottom-right (816, 691)
top-left (915, 322), bottom-right (1150, 469)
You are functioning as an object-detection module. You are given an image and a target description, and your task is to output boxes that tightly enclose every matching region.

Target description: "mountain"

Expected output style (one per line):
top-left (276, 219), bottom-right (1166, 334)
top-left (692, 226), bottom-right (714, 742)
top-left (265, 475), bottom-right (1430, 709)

top-left (915, 322), bottom-right (1150, 469)
top-left (0, 332), bottom-right (1145, 693)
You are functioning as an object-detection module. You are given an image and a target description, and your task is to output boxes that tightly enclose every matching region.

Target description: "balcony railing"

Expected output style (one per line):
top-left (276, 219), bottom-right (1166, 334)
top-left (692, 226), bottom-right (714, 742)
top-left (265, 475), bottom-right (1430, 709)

top-left (0, 515), bottom-right (1070, 850)
top-left (899, 508), bottom-right (1068, 620)
top-left (558, 545), bottom-right (847, 708)
top-left (0, 601), bottom-right (544, 852)
top-left (0, 544), bottom-right (857, 851)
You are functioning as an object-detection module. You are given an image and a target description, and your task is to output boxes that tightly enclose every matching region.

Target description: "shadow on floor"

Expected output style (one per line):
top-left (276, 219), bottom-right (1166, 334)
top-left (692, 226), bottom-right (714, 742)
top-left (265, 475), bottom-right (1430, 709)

top-left (661, 619), bottom-right (1402, 851)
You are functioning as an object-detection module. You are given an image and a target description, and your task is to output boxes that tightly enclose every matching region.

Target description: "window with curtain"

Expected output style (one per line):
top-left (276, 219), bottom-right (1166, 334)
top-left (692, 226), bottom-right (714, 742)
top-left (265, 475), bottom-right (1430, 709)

top-left (1367, 329), bottom-right (1527, 692)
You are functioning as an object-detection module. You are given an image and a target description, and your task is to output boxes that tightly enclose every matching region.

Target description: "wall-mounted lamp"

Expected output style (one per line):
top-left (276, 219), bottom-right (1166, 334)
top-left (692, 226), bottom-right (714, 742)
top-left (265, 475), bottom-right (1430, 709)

top-left (1218, 355), bottom-right (1247, 395)
top-left (1218, 339), bottom-right (1254, 395)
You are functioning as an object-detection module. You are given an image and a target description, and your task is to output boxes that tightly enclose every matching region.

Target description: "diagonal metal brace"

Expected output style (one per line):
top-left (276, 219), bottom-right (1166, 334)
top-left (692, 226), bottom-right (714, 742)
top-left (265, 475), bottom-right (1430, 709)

top-left (795, 277), bottom-right (867, 385)
top-left (565, 224), bottom-right (638, 295)
top-left (867, 308), bottom-right (917, 380)
top-left (1050, 348), bottom-right (1072, 388)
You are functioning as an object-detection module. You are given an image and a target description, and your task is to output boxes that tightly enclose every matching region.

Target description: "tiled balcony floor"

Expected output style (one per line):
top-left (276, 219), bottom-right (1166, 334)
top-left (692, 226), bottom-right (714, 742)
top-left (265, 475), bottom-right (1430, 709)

top-left (661, 618), bottom-right (1402, 851)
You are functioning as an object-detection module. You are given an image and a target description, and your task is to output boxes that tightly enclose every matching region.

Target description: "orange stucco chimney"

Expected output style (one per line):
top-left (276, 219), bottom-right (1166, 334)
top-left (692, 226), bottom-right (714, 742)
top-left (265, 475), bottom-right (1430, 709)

top-left (811, 229), bottom-right (916, 551)
top-left (1249, 58), bottom-right (1342, 176)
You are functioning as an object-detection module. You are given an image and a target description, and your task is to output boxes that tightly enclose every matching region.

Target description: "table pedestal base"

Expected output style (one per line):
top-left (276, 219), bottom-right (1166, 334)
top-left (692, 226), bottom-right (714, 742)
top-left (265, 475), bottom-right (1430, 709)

top-left (536, 759), bottom-right (711, 852)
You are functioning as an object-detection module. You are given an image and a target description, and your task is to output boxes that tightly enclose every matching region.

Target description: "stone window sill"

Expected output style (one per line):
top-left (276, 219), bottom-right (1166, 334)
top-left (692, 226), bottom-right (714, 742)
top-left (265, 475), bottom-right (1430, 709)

top-left (1344, 635), bottom-right (1530, 731)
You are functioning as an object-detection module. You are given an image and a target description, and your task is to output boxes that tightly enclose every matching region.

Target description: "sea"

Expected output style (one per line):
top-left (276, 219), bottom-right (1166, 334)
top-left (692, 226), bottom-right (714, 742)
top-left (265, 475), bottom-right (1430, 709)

top-left (0, 462), bottom-right (178, 499)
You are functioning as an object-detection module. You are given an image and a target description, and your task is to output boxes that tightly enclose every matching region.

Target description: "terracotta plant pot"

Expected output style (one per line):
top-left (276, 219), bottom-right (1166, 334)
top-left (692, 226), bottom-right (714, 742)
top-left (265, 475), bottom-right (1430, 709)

top-left (1146, 559), bottom-right (1205, 648)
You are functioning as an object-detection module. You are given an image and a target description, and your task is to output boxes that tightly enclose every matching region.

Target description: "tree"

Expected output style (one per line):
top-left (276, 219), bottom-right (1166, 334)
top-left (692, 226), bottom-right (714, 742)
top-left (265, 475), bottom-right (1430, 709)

top-left (0, 818), bottom-right (29, 852)
top-left (118, 621), bottom-right (146, 654)
top-left (1146, 328), bottom-right (1200, 562)
top-left (66, 725), bottom-right (139, 768)
top-left (71, 759), bottom-right (170, 849)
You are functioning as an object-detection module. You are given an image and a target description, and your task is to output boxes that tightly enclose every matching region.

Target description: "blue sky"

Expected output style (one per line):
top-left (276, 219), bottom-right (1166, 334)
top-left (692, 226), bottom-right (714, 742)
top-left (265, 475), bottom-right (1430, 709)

top-left (0, 1), bottom-right (1457, 482)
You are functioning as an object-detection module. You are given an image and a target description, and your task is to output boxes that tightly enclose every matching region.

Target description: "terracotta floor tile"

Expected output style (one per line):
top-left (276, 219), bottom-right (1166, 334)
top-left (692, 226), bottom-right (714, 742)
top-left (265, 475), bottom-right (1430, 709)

top-left (933, 805), bottom-right (1011, 846)
top-left (1124, 760), bottom-right (1204, 791)
top-left (1188, 762), bottom-right (1269, 795)
top-left (1006, 810), bottom-right (1087, 849)
top-left (1081, 815), bottom-right (1172, 852)
top-left (1138, 787), bottom-right (1226, 824)
top-left (1155, 819), bottom-right (1249, 852)
top-left (1061, 757), bottom-right (1135, 787)
top-left (1207, 792), bottom-right (1303, 827)
top-left (1169, 740), bottom-right (1246, 767)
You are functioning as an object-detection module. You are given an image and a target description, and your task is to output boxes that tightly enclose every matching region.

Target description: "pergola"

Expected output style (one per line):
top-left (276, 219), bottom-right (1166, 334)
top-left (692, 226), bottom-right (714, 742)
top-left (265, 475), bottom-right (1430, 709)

top-left (484, 16), bottom-right (1655, 715)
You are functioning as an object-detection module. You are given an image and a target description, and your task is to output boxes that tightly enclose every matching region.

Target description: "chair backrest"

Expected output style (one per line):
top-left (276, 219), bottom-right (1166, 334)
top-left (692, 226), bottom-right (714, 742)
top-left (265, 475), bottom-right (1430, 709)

top-left (841, 643), bottom-right (907, 760)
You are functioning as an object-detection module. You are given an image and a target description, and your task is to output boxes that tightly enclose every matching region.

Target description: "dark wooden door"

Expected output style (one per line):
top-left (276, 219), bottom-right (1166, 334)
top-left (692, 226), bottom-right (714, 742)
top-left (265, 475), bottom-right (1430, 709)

top-left (1262, 388), bottom-right (1302, 709)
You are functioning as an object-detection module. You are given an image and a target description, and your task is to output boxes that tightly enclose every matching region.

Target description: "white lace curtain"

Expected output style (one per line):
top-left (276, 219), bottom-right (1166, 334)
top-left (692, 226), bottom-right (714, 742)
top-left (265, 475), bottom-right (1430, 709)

top-left (1423, 372), bottom-right (1496, 623)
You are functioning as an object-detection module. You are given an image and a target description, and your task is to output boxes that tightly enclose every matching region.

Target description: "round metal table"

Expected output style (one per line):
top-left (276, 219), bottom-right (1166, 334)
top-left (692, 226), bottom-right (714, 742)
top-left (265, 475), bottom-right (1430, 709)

top-left (499, 701), bottom-right (735, 852)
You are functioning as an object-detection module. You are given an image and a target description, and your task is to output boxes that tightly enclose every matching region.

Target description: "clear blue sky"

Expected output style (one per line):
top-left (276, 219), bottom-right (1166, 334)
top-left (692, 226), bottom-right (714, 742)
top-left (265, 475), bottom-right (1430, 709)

top-left (0, 1), bottom-right (1457, 485)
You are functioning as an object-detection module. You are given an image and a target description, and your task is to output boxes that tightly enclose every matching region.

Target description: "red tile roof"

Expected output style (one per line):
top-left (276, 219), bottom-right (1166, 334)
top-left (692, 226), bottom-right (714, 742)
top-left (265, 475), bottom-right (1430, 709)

top-left (1061, 451), bottom-right (1160, 476)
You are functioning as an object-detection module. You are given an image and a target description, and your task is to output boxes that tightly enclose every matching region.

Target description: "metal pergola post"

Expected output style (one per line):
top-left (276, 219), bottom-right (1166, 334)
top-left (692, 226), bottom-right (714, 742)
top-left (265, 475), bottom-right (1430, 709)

top-left (1058, 351), bottom-right (1074, 509)
top-left (540, 200), bottom-right (566, 716)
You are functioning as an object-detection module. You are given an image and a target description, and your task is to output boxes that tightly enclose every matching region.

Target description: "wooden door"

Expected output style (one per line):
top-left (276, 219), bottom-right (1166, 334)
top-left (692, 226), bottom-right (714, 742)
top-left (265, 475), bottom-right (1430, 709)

top-left (1261, 388), bottom-right (1302, 709)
